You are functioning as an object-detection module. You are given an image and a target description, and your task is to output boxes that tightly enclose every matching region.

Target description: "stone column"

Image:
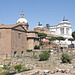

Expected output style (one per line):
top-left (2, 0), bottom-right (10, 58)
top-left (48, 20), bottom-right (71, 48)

top-left (64, 27), bottom-right (66, 34)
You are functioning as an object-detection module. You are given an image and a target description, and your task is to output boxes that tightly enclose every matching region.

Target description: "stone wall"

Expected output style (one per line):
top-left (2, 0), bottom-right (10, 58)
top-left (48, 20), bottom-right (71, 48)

top-left (11, 29), bottom-right (27, 57)
top-left (0, 29), bottom-right (11, 59)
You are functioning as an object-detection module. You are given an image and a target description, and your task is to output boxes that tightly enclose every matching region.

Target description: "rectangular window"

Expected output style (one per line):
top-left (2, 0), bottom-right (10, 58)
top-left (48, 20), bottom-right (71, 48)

top-left (18, 33), bottom-right (21, 39)
top-left (66, 28), bottom-right (69, 34)
top-left (0, 33), bottom-right (1, 39)
top-left (60, 28), bottom-right (64, 34)
top-left (14, 51), bottom-right (17, 57)
top-left (21, 51), bottom-right (23, 56)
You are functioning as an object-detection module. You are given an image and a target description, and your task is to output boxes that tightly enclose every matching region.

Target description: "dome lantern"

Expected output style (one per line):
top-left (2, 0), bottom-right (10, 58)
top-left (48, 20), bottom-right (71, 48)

top-left (21, 11), bottom-right (24, 18)
top-left (17, 11), bottom-right (28, 25)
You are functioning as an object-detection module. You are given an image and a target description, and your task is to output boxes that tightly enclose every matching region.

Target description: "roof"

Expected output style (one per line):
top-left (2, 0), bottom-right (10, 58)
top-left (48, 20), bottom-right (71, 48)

top-left (58, 21), bottom-right (71, 24)
top-left (0, 23), bottom-right (26, 29)
top-left (27, 30), bottom-right (38, 33)
top-left (27, 36), bottom-right (39, 39)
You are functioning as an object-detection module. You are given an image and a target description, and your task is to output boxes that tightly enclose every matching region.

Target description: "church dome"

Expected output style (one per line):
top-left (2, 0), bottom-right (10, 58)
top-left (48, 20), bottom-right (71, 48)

top-left (17, 11), bottom-right (28, 24)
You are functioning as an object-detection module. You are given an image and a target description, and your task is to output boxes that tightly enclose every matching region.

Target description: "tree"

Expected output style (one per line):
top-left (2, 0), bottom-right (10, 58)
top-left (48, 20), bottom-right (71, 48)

top-left (38, 33), bottom-right (47, 41)
top-left (49, 37), bottom-right (57, 47)
top-left (34, 45), bottom-right (40, 49)
top-left (49, 37), bottom-right (57, 41)
top-left (56, 36), bottom-right (65, 43)
top-left (48, 41), bottom-right (51, 50)
top-left (38, 33), bottom-right (47, 49)
top-left (56, 36), bottom-right (65, 59)
top-left (40, 41), bottom-right (44, 49)
top-left (68, 38), bottom-right (75, 44)
top-left (72, 31), bottom-right (75, 39)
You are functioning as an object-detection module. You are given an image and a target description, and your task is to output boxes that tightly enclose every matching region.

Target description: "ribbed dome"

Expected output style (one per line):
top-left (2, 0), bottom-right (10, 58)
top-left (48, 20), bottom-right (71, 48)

top-left (17, 18), bottom-right (28, 24)
top-left (17, 11), bottom-right (28, 24)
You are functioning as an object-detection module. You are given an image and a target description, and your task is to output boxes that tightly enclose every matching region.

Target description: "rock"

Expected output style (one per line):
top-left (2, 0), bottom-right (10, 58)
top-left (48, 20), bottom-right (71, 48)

top-left (73, 65), bottom-right (75, 68)
top-left (70, 70), bottom-right (75, 74)
top-left (44, 70), bottom-right (49, 75)
top-left (51, 70), bottom-right (55, 74)
top-left (65, 69), bottom-right (70, 74)
top-left (61, 69), bottom-right (66, 73)
top-left (58, 69), bottom-right (62, 72)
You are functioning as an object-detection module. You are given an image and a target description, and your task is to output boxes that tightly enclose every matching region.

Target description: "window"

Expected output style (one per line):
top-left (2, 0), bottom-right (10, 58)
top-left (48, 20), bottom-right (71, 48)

top-left (60, 28), bottom-right (64, 34)
top-left (0, 33), bottom-right (1, 39)
top-left (21, 51), bottom-right (23, 56)
top-left (18, 33), bottom-right (21, 39)
top-left (66, 28), bottom-right (69, 34)
top-left (14, 51), bottom-right (17, 57)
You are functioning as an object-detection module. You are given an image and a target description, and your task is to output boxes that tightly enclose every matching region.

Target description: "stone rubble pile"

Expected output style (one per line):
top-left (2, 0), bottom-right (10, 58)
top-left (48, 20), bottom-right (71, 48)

top-left (50, 68), bottom-right (70, 74)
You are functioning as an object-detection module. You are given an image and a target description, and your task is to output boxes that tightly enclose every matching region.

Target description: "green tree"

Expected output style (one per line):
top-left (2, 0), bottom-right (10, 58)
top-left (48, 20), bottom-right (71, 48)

top-left (56, 36), bottom-right (65, 43)
top-left (49, 37), bottom-right (57, 49)
top-left (38, 33), bottom-right (47, 41)
top-left (48, 41), bottom-right (51, 50)
top-left (34, 45), bottom-right (40, 49)
top-left (72, 31), bottom-right (75, 39)
top-left (56, 36), bottom-right (65, 59)
top-left (49, 37), bottom-right (57, 41)
top-left (56, 36), bottom-right (65, 51)
top-left (68, 38), bottom-right (75, 44)
top-left (40, 41), bottom-right (44, 49)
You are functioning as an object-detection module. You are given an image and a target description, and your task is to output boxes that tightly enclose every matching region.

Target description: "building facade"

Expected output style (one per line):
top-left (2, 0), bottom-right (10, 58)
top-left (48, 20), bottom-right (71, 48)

top-left (49, 17), bottom-right (74, 47)
top-left (0, 12), bottom-right (39, 59)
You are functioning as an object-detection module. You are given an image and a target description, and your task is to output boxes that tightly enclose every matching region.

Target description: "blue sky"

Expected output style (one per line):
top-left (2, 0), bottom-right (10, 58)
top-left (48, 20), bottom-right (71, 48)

top-left (0, 0), bottom-right (75, 31)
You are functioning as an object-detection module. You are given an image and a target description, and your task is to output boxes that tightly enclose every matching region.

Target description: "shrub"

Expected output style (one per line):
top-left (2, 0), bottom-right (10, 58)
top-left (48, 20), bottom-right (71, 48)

top-left (2, 71), bottom-right (9, 75)
top-left (3, 64), bottom-right (9, 70)
top-left (34, 45), bottom-right (40, 49)
top-left (22, 68), bottom-right (29, 71)
top-left (60, 53), bottom-right (72, 63)
top-left (39, 51), bottom-right (50, 61)
top-left (48, 50), bottom-right (51, 53)
top-left (14, 64), bottom-right (22, 72)
top-left (26, 49), bottom-right (32, 52)
top-left (31, 55), bottom-right (38, 59)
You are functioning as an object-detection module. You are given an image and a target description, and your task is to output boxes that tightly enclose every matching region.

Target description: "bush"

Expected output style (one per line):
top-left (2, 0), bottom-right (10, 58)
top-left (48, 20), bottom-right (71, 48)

top-left (31, 55), bottom-right (38, 59)
top-left (39, 51), bottom-right (50, 61)
top-left (22, 68), bottom-right (29, 71)
top-left (48, 50), bottom-right (51, 53)
top-left (34, 45), bottom-right (40, 49)
top-left (2, 71), bottom-right (9, 75)
top-left (3, 64), bottom-right (9, 70)
top-left (60, 53), bottom-right (72, 63)
top-left (14, 64), bottom-right (22, 72)
top-left (26, 49), bottom-right (32, 52)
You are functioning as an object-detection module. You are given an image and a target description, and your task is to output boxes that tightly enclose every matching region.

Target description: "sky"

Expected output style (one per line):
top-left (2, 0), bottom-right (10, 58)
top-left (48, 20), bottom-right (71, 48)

top-left (0, 0), bottom-right (75, 31)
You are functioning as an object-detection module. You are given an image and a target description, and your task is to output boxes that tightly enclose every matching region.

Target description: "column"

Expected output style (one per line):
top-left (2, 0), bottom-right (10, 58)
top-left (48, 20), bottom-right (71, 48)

top-left (64, 27), bottom-right (66, 34)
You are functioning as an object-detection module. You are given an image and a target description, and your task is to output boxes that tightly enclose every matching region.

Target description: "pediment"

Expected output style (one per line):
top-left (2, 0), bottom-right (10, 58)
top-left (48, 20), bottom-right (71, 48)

top-left (12, 25), bottom-right (27, 32)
